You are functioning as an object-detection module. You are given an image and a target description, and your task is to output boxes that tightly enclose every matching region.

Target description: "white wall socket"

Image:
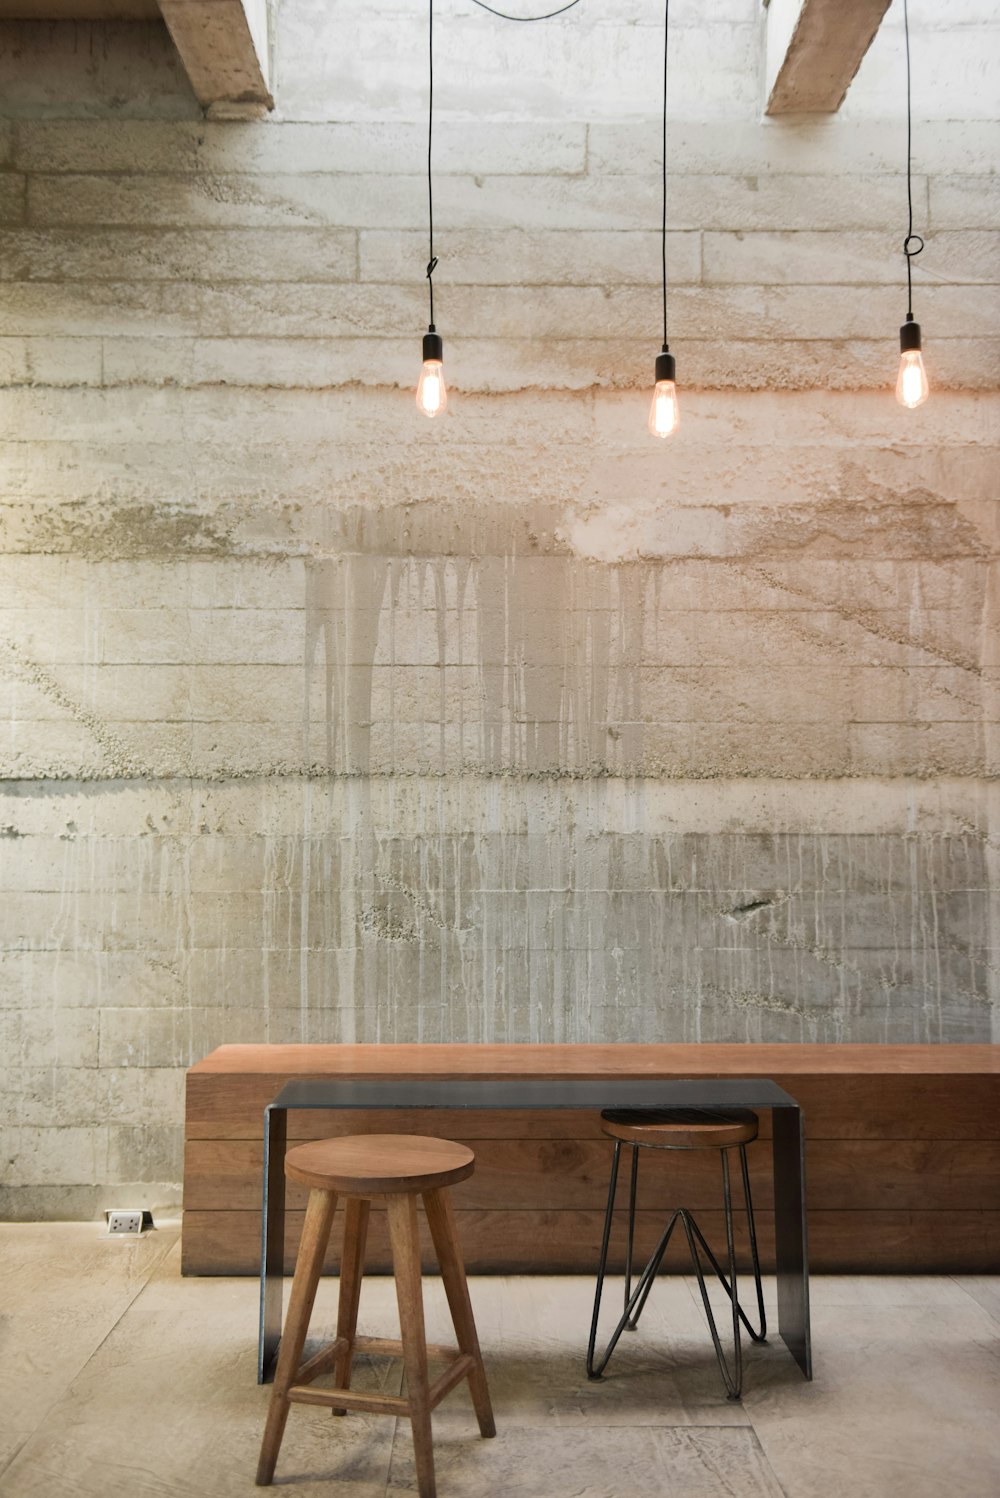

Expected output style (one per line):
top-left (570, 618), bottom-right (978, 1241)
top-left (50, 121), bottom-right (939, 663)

top-left (105, 1210), bottom-right (152, 1236)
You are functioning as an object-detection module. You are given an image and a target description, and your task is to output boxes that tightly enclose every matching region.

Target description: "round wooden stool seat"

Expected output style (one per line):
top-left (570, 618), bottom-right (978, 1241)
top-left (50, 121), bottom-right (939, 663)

top-left (600, 1107), bottom-right (759, 1150)
top-left (284, 1134), bottom-right (476, 1196)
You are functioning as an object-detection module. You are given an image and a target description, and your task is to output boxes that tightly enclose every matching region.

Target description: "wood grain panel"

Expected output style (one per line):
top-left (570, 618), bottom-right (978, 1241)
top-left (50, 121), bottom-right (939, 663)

top-left (186, 1106), bottom-right (617, 1142)
top-left (184, 1137), bottom-right (1000, 1214)
top-left (183, 1044), bottom-right (1000, 1275)
top-left (185, 1137), bottom-right (765, 1212)
top-left (185, 1075), bottom-right (1000, 1140)
top-left (188, 1043), bottom-right (1000, 1078)
top-left (182, 1207), bottom-right (1000, 1276)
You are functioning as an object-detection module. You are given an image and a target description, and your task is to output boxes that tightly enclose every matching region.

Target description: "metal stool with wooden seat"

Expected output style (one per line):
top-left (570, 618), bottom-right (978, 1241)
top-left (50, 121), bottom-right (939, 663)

top-left (256, 1134), bottom-right (495, 1498)
top-left (586, 1108), bottom-right (767, 1400)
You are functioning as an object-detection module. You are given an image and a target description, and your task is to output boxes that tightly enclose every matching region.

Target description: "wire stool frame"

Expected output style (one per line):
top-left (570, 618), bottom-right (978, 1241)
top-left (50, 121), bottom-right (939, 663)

top-left (586, 1135), bottom-right (767, 1399)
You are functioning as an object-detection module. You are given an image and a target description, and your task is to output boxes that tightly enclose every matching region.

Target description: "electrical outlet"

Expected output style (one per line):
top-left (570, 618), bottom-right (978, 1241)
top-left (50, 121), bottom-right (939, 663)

top-left (105, 1210), bottom-right (152, 1236)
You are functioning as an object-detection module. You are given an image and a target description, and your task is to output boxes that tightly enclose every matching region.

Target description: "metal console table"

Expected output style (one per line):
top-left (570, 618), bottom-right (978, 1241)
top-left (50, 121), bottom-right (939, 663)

top-left (258, 1075), bottom-right (812, 1385)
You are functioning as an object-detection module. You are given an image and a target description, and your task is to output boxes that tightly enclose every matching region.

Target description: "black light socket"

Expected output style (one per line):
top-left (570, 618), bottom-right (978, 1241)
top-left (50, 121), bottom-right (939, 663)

top-left (654, 347), bottom-right (676, 384)
top-left (423, 330), bottom-right (443, 362)
top-left (899, 317), bottom-right (922, 353)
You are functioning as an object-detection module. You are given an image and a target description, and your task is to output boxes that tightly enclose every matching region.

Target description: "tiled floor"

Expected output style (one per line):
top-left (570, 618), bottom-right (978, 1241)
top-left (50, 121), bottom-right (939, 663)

top-left (1, 1223), bottom-right (998, 1497)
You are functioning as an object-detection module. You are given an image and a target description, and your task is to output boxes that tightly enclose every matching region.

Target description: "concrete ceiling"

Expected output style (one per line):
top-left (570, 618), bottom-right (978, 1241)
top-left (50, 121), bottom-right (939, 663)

top-left (0, 0), bottom-right (896, 119)
top-left (0, 0), bottom-right (158, 12)
top-left (0, 0), bottom-right (272, 114)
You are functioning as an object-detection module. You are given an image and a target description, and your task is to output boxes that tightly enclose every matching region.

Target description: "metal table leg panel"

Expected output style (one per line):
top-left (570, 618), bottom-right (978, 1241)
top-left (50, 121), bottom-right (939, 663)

top-left (772, 1103), bottom-right (812, 1380)
top-left (258, 1104), bottom-right (286, 1384)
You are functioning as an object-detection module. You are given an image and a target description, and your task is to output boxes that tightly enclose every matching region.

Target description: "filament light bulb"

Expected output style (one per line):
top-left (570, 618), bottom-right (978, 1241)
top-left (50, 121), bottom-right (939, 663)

top-left (416, 331), bottom-right (447, 419)
top-left (648, 347), bottom-right (679, 439)
top-left (649, 380), bottom-right (679, 438)
top-left (896, 318), bottom-right (928, 410)
top-left (896, 350), bottom-right (928, 409)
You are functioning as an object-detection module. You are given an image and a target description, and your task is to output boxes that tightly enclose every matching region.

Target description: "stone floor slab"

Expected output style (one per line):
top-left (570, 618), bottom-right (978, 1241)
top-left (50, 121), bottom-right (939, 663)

top-left (952, 1274), bottom-right (1000, 1325)
top-left (386, 1424), bottom-right (785, 1498)
top-left (743, 1300), bottom-right (1000, 1498)
top-left (420, 1271), bottom-right (759, 1426)
top-left (0, 1240), bottom-right (399, 1498)
top-left (0, 1220), bottom-right (179, 1477)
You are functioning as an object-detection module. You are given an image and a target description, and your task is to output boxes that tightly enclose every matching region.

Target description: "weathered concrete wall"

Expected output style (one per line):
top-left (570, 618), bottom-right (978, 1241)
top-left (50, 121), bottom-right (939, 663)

top-left (1, 0), bottom-right (998, 1217)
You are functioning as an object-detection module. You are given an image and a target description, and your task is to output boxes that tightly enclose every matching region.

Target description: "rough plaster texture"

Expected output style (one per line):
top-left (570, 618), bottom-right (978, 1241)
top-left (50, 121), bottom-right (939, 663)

top-left (0, 0), bottom-right (998, 1217)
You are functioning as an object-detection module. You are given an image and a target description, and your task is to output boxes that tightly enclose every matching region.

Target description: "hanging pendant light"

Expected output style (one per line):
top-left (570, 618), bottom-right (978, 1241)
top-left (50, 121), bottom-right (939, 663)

top-left (895, 0), bottom-right (928, 409)
top-left (648, 0), bottom-right (678, 439)
top-left (410, 0), bottom-right (583, 416)
top-left (417, 0), bottom-right (447, 418)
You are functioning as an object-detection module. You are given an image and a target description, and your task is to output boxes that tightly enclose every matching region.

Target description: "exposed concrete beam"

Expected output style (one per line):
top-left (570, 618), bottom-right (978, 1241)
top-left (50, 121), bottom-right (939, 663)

top-left (0, 0), bottom-right (158, 13)
top-left (157, 0), bottom-right (272, 116)
top-left (765, 0), bottom-right (893, 115)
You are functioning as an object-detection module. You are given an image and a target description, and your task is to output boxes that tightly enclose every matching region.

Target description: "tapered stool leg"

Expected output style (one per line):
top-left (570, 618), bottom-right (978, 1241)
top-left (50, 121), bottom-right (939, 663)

top-left (423, 1186), bottom-right (496, 1438)
top-left (387, 1192), bottom-right (437, 1498)
top-left (256, 1187), bottom-right (338, 1485)
top-left (331, 1196), bottom-right (370, 1415)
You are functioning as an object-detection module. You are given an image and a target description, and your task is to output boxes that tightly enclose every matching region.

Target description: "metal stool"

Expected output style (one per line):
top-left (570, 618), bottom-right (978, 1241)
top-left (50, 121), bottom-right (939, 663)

top-left (256, 1134), bottom-right (495, 1498)
top-left (586, 1107), bottom-right (767, 1399)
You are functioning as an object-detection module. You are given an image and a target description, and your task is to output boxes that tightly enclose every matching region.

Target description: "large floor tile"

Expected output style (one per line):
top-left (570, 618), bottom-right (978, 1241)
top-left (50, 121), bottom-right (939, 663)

top-left (424, 1272), bottom-right (764, 1425)
top-left (352, 1268), bottom-right (785, 1426)
top-left (0, 1221), bottom-right (179, 1477)
top-left (1, 1243), bottom-right (400, 1498)
top-left (802, 1274), bottom-right (982, 1309)
top-left (743, 1300), bottom-right (1000, 1498)
top-left (386, 1424), bottom-right (785, 1498)
top-left (952, 1275), bottom-right (1000, 1324)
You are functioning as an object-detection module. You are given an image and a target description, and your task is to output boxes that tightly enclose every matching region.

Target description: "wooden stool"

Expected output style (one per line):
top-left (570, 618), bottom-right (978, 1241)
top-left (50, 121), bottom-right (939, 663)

top-left (256, 1134), bottom-right (495, 1498)
top-left (586, 1108), bottom-right (767, 1399)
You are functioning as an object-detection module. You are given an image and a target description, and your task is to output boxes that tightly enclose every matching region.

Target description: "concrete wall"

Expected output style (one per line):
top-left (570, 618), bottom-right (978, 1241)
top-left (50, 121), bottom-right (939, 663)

top-left (1, 0), bottom-right (998, 1218)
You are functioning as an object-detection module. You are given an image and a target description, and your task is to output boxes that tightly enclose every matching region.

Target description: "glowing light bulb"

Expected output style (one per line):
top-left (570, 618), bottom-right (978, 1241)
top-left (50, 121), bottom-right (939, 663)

top-left (649, 380), bottom-right (680, 438)
top-left (416, 359), bottom-right (446, 417)
top-left (896, 317), bottom-right (928, 410)
top-left (896, 349), bottom-right (928, 409)
top-left (416, 330), bottom-right (447, 419)
top-left (648, 346), bottom-right (679, 439)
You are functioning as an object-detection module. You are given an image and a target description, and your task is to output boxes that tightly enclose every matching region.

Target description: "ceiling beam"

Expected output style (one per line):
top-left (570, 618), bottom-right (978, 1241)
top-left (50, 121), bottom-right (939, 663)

top-left (765, 0), bottom-right (893, 115)
top-left (0, 0), bottom-right (158, 13)
top-left (157, 0), bottom-right (272, 116)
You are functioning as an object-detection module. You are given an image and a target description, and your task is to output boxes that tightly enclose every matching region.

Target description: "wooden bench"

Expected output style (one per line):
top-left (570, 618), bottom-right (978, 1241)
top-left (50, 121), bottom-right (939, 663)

top-left (183, 1042), bottom-right (1000, 1277)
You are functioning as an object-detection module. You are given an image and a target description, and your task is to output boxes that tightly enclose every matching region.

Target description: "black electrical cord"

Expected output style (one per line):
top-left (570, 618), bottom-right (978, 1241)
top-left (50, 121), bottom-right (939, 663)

top-left (426, 0), bottom-right (438, 332)
top-left (469, 0), bottom-right (581, 20)
top-left (424, 0), bottom-right (585, 334)
top-left (661, 0), bottom-right (669, 351)
top-left (902, 0), bottom-right (924, 318)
